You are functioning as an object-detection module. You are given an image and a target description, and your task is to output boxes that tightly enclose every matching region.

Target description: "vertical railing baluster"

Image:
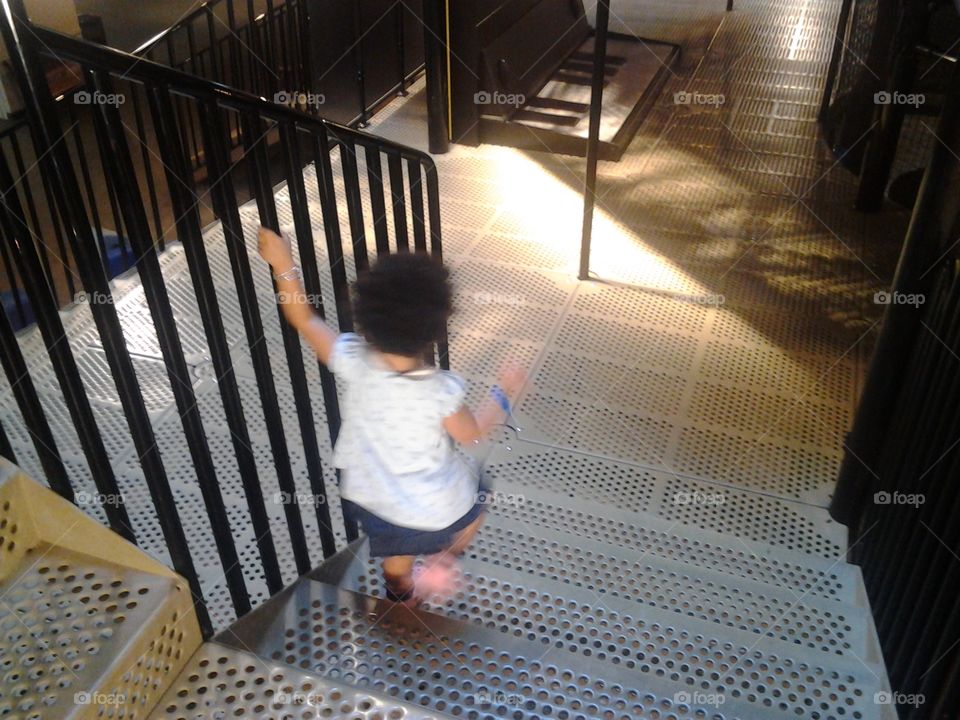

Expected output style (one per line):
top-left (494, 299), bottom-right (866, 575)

top-left (395, 0), bottom-right (407, 95)
top-left (336, 135), bottom-right (370, 272)
top-left (279, 122), bottom-right (339, 558)
top-left (295, 0), bottom-right (313, 109)
top-left (206, 7), bottom-right (223, 84)
top-left (8, 131), bottom-right (45, 266)
top-left (312, 127), bottom-right (357, 542)
top-left (65, 100), bottom-right (110, 273)
top-left (203, 105), bottom-right (311, 577)
top-left (364, 146), bottom-right (389, 255)
top-left (247, 0), bottom-right (262, 96)
top-left (0, 271), bottom-right (72, 500)
top-left (187, 23), bottom-right (200, 79)
top-left (387, 152), bottom-right (409, 251)
top-left (35, 156), bottom-right (75, 301)
top-left (264, 0), bottom-right (278, 96)
top-left (227, 0), bottom-right (243, 91)
top-left (424, 158), bottom-right (449, 370)
top-left (407, 157), bottom-right (427, 251)
top-left (130, 84), bottom-right (165, 250)
top-left (167, 37), bottom-right (197, 169)
top-left (147, 85), bottom-right (283, 598)
top-left (311, 131), bottom-right (352, 333)
top-left (352, 1), bottom-right (369, 126)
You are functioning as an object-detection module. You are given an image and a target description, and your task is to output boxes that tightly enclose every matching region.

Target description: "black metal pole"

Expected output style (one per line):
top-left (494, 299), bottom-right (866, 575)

top-left (579, 0), bottom-right (610, 281)
top-left (396, 0), bottom-right (408, 96)
top-left (352, 2), bottom-right (369, 127)
top-left (422, 0), bottom-right (450, 153)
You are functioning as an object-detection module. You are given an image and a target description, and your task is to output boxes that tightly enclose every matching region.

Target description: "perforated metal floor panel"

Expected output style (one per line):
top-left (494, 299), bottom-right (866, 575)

top-left (147, 642), bottom-right (450, 720)
top-left (217, 578), bottom-right (896, 720)
top-left (318, 541), bottom-right (889, 720)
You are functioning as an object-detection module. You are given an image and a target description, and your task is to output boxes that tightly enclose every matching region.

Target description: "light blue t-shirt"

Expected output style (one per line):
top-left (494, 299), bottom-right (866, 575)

top-left (329, 333), bottom-right (477, 530)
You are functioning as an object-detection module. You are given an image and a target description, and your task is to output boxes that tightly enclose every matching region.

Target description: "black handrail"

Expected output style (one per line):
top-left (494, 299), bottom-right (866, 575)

top-left (0, 3), bottom-right (445, 637)
top-left (32, 26), bottom-right (437, 164)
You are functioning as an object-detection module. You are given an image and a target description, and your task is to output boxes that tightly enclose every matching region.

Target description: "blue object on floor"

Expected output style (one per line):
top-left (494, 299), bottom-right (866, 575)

top-left (1, 288), bottom-right (35, 331)
top-left (101, 230), bottom-right (135, 278)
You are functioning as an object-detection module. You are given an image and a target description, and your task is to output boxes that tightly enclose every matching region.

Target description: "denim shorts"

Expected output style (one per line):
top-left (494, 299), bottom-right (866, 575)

top-left (342, 487), bottom-right (489, 558)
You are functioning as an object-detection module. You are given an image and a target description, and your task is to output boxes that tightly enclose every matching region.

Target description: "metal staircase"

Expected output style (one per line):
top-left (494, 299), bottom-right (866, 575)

top-left (138, 470), bottom-right (896, 720)
top-left (0, 0), bottom-right (919, 718)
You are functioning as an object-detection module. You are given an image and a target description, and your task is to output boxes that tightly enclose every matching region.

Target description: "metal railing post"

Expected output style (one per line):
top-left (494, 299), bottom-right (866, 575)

top-left (579, 0), bottom-right (610, 281)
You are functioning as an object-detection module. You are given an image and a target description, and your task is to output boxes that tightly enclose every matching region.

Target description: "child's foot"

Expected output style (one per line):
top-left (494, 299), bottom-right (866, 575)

top-left (412, 553), bottom-right (462, 603)
top-left (384, 584), bottom-right (420, 608)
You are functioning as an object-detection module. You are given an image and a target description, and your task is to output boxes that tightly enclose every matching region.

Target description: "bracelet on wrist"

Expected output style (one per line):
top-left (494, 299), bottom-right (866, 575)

top-left (274, 265), bottom-right (302, 282)
top-left (490, 385), bottom-right (511, 414)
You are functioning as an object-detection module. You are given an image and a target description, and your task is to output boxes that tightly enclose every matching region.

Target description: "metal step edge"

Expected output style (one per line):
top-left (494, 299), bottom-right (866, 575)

top-left (476, 512), bottom-right (883, 664)
top-left (313, 539), bottom-right (890, 720)
top-left (215, 577), bottom-right (873, 720)
top-left (146, 640), bottom-right (457, 719)
top-left (484, 483), bottom-right (866, 606)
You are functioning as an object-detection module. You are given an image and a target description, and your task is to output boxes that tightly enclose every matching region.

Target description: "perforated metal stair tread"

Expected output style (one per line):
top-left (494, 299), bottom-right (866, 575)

top-left (314, 541), bottom-right (889, 720)
top-left (470, 512), bottom-right (881, 663)
top-left (482, 482), bottom-right (866, 605)
top-left (216, 579), bottom-right (885, 720)
top-left (0, 547), bottom-right (181, 719)
top-left (484, 443), bottom-right (848, 559)
top-left (147, 641), bottom-right (453, 719)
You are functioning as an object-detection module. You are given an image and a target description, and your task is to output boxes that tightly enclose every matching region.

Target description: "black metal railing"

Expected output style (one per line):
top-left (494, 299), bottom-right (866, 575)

top-left (831, 58), bottom-right (960, 720)
top-left (0, 0), bottom-right (444, 637)
top-left (130, 0), bottom-right (425, 165)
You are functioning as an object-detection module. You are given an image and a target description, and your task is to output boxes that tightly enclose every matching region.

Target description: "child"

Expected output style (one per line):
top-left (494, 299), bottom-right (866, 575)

top-left (258, 228), bottom-right (524, 604)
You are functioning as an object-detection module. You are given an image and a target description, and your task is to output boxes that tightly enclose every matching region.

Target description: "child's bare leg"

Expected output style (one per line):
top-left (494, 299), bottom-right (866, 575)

top-left (445, 514), bottom-right (485, 557)
top-left (381, 555), bottom-right (415, 599)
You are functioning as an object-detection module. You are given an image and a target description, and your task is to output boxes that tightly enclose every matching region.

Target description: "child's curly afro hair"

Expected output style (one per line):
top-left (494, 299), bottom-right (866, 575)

top-left (352, 252), bottom-right (452, 357)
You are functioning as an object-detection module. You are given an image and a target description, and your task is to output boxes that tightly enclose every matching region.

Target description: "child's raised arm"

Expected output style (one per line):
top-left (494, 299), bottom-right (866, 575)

top-left (258, 227), bottom-right (338, 364)
top-left (444, 362), bottom-right (526, 445)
